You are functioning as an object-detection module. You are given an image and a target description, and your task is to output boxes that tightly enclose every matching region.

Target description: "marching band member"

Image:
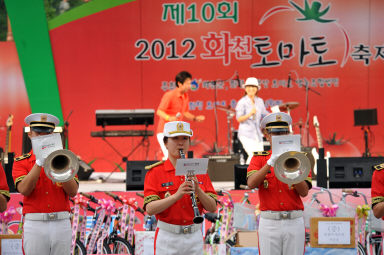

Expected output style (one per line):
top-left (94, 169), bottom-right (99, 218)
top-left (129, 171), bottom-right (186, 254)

top-left (235, 77), bottom-right (269, 164)
top-left (156, 71), bottom-right (205, 159)
top-left (371, 163), bottom-right (384, 219)
top-left (247, 112), bottom-right (312, 255)
top-left (0, 164), bottom-right (10, 212)
top-left (144, 121), bottom-right (217, 255)
top-left (12, 113), bottom-right (79, 255)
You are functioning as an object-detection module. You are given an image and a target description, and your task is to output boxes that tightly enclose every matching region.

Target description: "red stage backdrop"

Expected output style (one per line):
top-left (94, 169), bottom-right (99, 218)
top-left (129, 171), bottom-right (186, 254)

top-left (1, 0), bottom-right (383, 171)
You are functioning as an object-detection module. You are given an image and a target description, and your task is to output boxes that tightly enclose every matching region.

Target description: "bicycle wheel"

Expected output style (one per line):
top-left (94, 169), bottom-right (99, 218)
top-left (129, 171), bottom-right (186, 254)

top-left (109, 236), bottom-right (134, 254)
top-left (92, 239), bottom-right (112, 254)
top-left (358, 242), bottom-right (367, 255)
top-left (74, 239), bottom-right (87, 255)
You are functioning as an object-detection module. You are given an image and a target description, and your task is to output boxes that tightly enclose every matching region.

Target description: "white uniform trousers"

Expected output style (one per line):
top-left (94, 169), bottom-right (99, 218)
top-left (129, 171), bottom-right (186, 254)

top-left (157, 133), bottom-right (168, 160)
top-left (23, 219), bottom-right (72, 255)
top-left (238, 135), bottom-right (264, 164)
top-left (154, 228), bottom-right (203, 255)
top-left (258, 216), bottom-right (305, 255)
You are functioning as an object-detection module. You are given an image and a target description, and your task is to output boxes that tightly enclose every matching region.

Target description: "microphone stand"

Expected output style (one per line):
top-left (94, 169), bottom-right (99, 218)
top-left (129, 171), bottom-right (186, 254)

top-left (63, 110), bottom-right (73, 149)
top-left (208, 72), bottom-right (237, 154)
top-left (303, 83), bottom-right (321, 147)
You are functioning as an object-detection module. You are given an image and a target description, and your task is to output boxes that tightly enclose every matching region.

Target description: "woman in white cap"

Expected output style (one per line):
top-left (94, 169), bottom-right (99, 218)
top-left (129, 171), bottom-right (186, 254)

top-left (144, 121), bottom-right (217, 255)
top-left (235, 77), bottom-right (269, 164)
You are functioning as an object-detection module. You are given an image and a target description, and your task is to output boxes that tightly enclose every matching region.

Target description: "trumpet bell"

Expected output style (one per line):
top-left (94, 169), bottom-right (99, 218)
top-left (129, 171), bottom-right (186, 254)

top-left (274, 151), bottom-right (311, 186)
top-left (44, 149), bottom-right (79, 183)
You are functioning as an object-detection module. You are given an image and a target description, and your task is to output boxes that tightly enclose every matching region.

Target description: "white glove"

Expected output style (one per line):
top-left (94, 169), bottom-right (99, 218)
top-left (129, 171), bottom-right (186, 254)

top-left (267, 154), bottom-right (280, 167)
top-left (35, 155), bottom-right (47, 167)
top-left (36, 158), bottom-right (44, 167)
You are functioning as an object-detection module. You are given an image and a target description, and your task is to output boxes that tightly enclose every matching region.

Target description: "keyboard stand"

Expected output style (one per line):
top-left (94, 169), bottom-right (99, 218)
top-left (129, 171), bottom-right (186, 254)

top-left (99, 125), bottom-right (151, 183)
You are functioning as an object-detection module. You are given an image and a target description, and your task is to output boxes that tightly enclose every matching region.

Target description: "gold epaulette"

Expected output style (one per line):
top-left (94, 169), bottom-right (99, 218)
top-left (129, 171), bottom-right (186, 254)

top-left (374, 163), bottom-right (384, 171)
top-left (253, 151), bottom-right (271, 156)
top-left (14, 153), bottom-right (32, 162)
top-left (145, 161), bottom-right (164, 170)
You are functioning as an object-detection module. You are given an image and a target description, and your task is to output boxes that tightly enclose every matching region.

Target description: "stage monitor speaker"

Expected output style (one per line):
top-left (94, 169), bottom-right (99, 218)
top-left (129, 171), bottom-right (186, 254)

top-left (126, 160), bottom-right (158, 190)
top-left (206, 155), bottom-right (239, 182)
top-left (234, 164), bottom-right (248, 190)
top-left (329, 157), bottom-right (384, 188)
top-left (354, 108), bottom-right (378, 126)
top-left (316, 158), bottom-right (328, 188)
top-left (77, 160), bottom-right (94, 181)
top-left (22, 126), bottom-right (64, 154)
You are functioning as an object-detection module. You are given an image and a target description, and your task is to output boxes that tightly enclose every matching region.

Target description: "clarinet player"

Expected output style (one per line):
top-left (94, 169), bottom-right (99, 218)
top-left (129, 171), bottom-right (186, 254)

top-left (144, 121), bottom-right (217, 255)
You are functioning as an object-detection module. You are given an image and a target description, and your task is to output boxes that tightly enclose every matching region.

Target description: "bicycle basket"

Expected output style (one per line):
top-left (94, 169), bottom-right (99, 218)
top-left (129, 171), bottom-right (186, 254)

top-left (336, 201), bottom-right (356, 218)
top-left (369, 210), bottom-right (384, 232)
top-left (303, 202), bottom-right (322, 228)
top-left (233, 203), bottom-right (256, 231)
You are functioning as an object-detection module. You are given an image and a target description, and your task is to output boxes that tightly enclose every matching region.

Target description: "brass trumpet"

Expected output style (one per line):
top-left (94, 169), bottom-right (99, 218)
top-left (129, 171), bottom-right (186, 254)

top-left (44, 149), bottom-right (79, 183)
top-left (274, 151), bottom-right (311, 186)
top-left (179, 149), bottom-right (204, 224)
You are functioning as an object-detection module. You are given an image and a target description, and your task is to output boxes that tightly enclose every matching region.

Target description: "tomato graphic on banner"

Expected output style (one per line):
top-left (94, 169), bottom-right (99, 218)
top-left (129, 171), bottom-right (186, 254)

top-left (258, 0), bottom-right (351, 67)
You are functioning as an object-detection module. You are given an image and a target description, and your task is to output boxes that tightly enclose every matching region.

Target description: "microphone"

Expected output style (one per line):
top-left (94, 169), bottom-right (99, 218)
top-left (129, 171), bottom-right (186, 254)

top-left (236, 71), bottom-right (241, 87)
top-left (287, 72), bottom-right (292, 88)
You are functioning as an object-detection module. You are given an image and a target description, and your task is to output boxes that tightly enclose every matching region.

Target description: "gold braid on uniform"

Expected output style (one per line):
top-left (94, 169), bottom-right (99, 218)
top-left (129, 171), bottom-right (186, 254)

top-left (372, 196), bottom-right (384, 207)
top-left (206, 192), bottom-right (218, 202)
top-left (305, 176), bottom-right (313, 189)
top-left (247, 170), bottom-right (257, 178)
top-left (0, 190), bottom-right (10, 201)
top-left (15, 175), bottom-right (26, 187)
top-left (144, 195), bottom-right (161, 208)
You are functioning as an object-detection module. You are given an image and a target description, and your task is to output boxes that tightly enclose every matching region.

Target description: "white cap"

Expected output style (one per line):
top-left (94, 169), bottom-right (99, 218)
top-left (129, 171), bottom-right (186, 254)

top-left (25, 113), bottom-right (60, 133)
top-left (260, 112), bottom-right (292, 133)
top-left (242, 77), bottom-right (260, 89)
top-left (163, 121), bottom-right (193, 137)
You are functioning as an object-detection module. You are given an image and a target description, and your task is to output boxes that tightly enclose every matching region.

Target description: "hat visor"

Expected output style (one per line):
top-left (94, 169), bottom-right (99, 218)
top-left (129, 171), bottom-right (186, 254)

top-left (267, 127), bottom-right (290, 133)
top-left (165, 131), bottom-right (193, 137)
top-left (31, 126), bottom-right (54, 133)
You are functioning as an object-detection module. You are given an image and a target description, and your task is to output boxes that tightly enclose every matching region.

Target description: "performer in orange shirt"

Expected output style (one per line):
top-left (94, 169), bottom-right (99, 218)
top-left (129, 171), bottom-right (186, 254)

top-left (12, 113), bottom-right (79, 255)
top-left (247, 112), bottom-right (312, 255)
top-left (144, 121), bottom-right (217, 255)
top-left (156, 71), bottom-right (205, 159)
top-left (0, 164), bottom-right (10, 212)
top-left (371, 163), bottom-right (384, 219)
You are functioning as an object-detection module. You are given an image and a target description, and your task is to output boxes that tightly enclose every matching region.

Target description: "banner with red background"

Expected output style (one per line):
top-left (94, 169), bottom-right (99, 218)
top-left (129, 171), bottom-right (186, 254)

top-left (1, 0), bottom-right (383, 172)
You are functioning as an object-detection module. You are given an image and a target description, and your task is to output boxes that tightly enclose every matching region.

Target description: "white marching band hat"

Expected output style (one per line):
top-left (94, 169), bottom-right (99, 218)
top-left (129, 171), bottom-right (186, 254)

top-left (260, 112), bottom-right (292, 133)
top-left (25, 113), bottom-right (60, 133)
top-left (163, 121), bottom-right (193, 137)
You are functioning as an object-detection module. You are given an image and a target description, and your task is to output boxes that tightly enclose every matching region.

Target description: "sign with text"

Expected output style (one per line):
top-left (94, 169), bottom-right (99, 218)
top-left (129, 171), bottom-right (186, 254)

top-left (318, 220), bottom-right (350, 244)
top-left (175, 158), bottom-right (209, 176)
top-left (271, 134), bottom-right (301, 157)
top-left (310, 217), bottom-right (355, 248)
top-left (0, 234), bottom-right (23, 255)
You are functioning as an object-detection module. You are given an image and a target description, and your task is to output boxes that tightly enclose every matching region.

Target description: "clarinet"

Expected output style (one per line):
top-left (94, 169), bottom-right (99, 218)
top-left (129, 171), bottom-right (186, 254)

top-left (179, 149), bottom-right (204, 224)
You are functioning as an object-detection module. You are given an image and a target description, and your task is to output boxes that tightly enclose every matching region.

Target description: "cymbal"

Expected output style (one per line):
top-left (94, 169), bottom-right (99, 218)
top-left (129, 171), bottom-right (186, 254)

top-left (278, 102), bottom-right (299, 111)
top-left (216, 105), bottom-right (235, 114)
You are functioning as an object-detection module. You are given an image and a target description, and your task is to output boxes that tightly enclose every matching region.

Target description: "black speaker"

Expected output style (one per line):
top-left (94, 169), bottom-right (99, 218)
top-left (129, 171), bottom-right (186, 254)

top-left (316, 158), bottom-right (327, 188)
top-left (206, 155), bottom-right (239, 181)
top-left (126, 160), bottom-right (157, 190)
top-left (329, 157), bottom-right (384, 188)
top-left (2, 152), bottom-right (16, 192)
top-left (77, 160), bottom-right (94, 181)
top-left (354, 108), bottom-right (378, 126)
top-left (22, 127), bottom-right (64, 154)
top-left (234, 164), bottom-right (248, 190)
